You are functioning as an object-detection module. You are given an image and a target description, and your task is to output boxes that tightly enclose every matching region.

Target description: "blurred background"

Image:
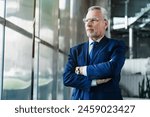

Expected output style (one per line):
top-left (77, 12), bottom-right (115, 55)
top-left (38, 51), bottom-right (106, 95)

top-left (0, 0), bottom-right (150, 100)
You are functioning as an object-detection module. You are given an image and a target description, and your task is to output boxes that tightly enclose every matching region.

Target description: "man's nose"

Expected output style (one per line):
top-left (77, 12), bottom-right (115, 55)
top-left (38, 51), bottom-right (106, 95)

top-left (86, 21), bottom-right (92, 27)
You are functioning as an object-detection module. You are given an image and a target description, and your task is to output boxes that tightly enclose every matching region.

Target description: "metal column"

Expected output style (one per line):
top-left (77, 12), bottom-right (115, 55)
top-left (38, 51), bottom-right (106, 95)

top-left (129, 27), bottom-right (134, 59)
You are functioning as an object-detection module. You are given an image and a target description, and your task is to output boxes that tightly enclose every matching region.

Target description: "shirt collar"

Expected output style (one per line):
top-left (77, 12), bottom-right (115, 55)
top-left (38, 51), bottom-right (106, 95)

top-left (89, 36), bottom-right (104, 45)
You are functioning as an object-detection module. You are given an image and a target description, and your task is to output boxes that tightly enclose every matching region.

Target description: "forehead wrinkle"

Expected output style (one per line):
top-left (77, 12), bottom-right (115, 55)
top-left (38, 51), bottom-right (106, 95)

top-left (86, 10), bottom-right (102, 19)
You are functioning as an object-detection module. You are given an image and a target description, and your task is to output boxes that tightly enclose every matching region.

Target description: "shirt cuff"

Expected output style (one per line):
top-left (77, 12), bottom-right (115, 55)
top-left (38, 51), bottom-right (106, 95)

top-left (91, 80), bottom-right (97, 86)
top-left (82, 66), bottom-right (96, 86)
top-left (82, 66), bottom-right (87, 76)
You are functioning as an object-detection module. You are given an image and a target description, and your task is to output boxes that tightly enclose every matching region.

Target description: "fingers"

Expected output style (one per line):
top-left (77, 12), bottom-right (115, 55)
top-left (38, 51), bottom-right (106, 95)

top-left (75, 66), bottom-right (84, 75)
top-left (75, 67), bottom-right (80, 74)
top-left (103, 78), bottom-right (111, 83)
top-left (96, 78), bottom-right (112, 85)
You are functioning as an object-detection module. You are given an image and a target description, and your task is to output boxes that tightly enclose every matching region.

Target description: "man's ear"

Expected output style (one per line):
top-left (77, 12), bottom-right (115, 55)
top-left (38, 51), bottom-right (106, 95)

top-left (104, 19), bottom-right (108, 30)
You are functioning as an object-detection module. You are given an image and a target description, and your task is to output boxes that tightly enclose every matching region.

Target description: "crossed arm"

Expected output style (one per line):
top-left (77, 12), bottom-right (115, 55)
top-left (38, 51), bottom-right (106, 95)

top-left (75, 66), bottom-right (112, 85)
top-left (63, 40), bottom-right (126, 91)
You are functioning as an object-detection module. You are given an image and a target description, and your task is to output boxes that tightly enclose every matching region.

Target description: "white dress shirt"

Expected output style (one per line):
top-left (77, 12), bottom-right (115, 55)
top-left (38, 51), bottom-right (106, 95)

top-left (82, 37), bottom-right (103, 86)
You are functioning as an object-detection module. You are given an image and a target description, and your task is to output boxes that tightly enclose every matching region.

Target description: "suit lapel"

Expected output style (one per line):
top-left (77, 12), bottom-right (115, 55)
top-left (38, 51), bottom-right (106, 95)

top-left (82, 41), bottom-right (90, 65)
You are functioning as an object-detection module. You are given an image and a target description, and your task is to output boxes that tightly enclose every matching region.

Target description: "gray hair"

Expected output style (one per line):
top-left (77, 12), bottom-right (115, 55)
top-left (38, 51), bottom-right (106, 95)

top-left (88, 6), bottom-right (108, 20)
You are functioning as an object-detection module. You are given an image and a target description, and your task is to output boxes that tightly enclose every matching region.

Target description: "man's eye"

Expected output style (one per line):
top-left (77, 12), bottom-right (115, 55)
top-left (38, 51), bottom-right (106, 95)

top-left (91, 19), bottom-right (96, 22)
top-left (83, 18), bottom-right (99, 23)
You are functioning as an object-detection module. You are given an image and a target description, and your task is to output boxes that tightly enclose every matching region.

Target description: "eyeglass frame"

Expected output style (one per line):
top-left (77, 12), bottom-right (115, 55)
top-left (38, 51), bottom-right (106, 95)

top-left (83, 17), bottom-right (106, 23)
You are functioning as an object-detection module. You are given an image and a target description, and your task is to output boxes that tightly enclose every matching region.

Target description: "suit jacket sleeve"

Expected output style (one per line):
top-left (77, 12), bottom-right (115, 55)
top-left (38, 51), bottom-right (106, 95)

top-left (87, 40), bottom-right (126, 79)
top-left (63, 48), bottom-right (92, 91)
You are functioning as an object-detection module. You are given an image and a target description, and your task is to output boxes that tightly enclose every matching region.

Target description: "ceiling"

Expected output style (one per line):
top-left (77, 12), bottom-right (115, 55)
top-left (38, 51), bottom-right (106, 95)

top-left (111, 0), bottom-right (150, 58)
top-left (111, 0), bottom-right (150, 30)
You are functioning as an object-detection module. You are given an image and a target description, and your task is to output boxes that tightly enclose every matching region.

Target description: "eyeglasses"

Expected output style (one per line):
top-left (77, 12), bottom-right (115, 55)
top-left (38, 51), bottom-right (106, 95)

top-left (83, 17), bottom-right (101, 23)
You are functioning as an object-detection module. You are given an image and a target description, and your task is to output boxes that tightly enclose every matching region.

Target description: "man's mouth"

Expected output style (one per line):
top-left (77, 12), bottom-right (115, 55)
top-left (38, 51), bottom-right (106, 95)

top-left (86, 28), bottom-right (93, 31)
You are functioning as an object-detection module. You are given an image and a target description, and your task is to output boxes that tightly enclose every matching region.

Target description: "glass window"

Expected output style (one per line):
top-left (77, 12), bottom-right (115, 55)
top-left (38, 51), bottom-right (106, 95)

top-left (0, 0), bottom-right (4, 17)
top-left (59, 0), bottom-right (70, 51)
top-left (0, 25), bottom-right (3, 88)
top-left (3, 27), bottom-right (32, 100)
top-left (35, 0), bottom-right (40, 37)
top-left (39, 0), bottom-right (58, 44)
top-left (58, 0), bottom-right (71, 100)
top-left (57, 53), bottom-right (65, 99)
top-left (5, 0), bottom-right (34, 33)
top-left (0, 24), bottom-right (3, 65)
top-left (38, 44), bottom-right (53, 100)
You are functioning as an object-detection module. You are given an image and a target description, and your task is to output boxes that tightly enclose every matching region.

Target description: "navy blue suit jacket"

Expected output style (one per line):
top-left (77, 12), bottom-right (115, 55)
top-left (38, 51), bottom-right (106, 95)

top-left (63, 36), bottom-right (126, 100)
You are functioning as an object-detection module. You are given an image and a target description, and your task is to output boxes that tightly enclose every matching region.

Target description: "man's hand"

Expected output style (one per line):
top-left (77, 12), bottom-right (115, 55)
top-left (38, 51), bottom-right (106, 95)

top-left (75, 67), bottom-right (80, 74)
top-left (96, 78), bottom-right (112, 85)
top-left (75, 66), bottom-right (112, 85)
top-left (75, 66), bottom-right (84, 75)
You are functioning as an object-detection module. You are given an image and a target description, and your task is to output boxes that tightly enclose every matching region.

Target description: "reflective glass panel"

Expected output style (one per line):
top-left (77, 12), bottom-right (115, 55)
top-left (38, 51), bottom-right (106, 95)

top-left (0, 0), bottom-right (4, 17)
top-left (57, 53), bottom-right (65, 99)
top-left (35, 0), bottom-right (39, 37)
top-left (38, 44), bottom-right (53, 100)
top-left (59, 0), bottom-right (70, 51)
top-left (3, 27), bottom-right (32, 100)
top-left (39, 0), bottom-right (58, 44)
top-left (0, 24), bottom-right (3, 79)
top-left (5, 0), bottom-right (34, 33)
